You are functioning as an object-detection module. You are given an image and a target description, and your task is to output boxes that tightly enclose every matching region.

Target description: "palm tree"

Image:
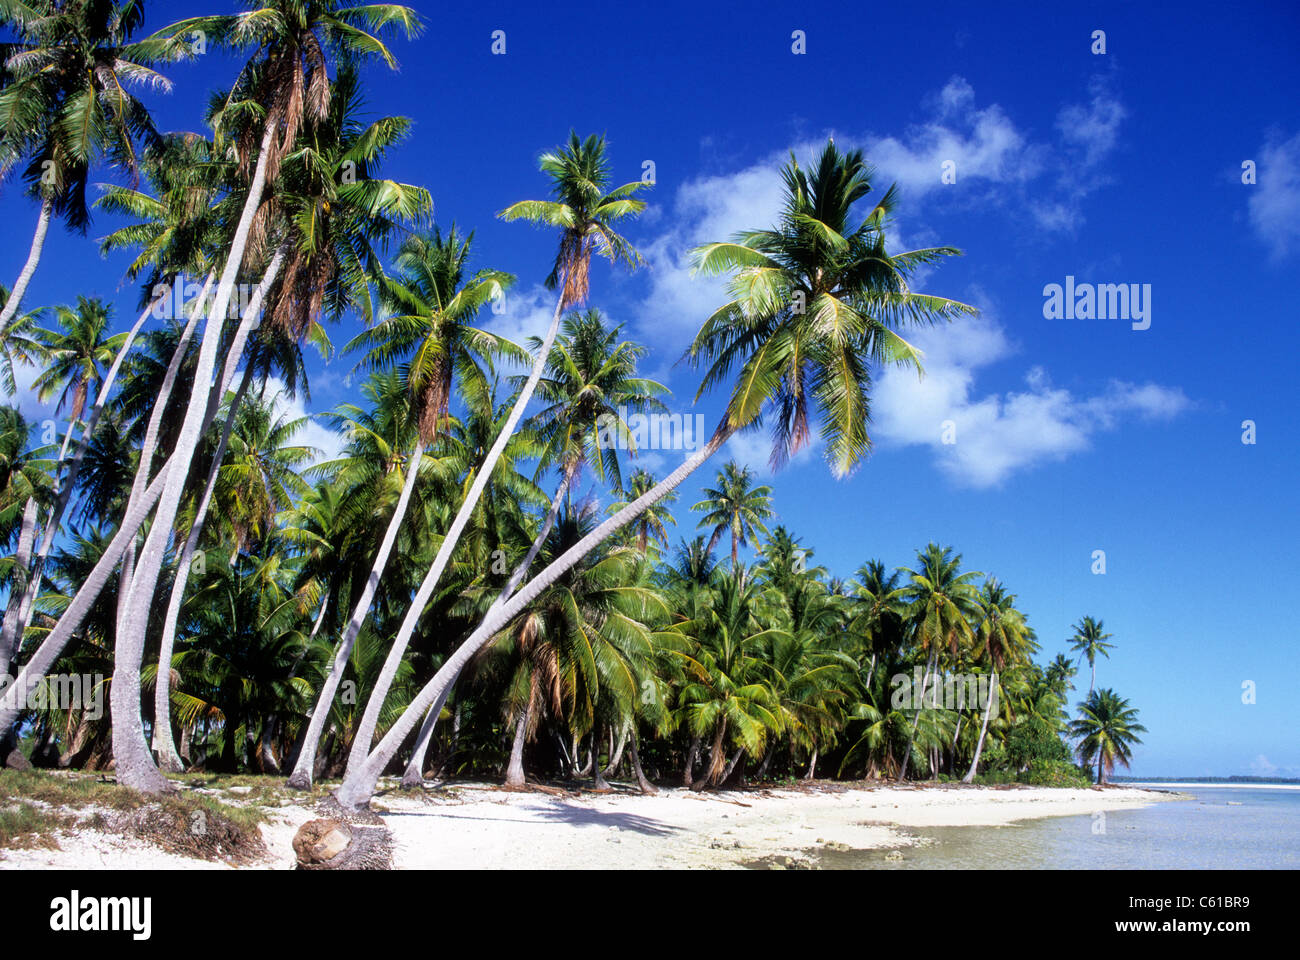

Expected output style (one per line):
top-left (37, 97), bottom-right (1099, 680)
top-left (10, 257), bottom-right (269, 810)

top-left (0, 298), bottom-right (126, 661)
top-left (1070, 688), bottom-right (1145, 784)
top-left (285, 228), bottom-right (516, 790)
top-left (610, 469), bottom-right (676, 554)
top-left (0, 405), bottom-right (52, 679)
top-left (342, 133), bottom-right (651, 778)
top-left (0, 0), bottom-right (167, 329)
top-left (692, 461), bottom-right (774, 571)
top-left (898, 543), bottom-right (981, 780)
top-left (0, 284), bottom-right (44, 396)
top-left (962, 579), bottom-right (1030, 782)
top-left (336, 139), bottom-right (973, 811)
top-left (1069, 615), bottom-right (1115, 694)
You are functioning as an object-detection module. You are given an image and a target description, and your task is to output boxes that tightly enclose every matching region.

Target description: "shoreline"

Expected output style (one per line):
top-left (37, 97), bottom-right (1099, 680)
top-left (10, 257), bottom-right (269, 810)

top-left (1, 779), bottom-right (1177, 871)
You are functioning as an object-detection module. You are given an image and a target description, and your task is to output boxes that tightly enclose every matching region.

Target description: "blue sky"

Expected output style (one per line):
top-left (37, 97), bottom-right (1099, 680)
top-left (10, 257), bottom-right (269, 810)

top-left (4, 0), bottom-right (1298, 777)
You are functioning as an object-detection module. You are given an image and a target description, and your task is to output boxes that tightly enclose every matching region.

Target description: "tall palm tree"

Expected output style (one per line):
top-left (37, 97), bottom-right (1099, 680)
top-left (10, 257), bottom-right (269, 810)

top-left (898, 543), bottom-right (981, 780)
top-left (336, 139), bottom-right (973, 811)
top-left (342, 133), bottom-right (651, 778)
top-left (962, 579), bottom-right (1030, 782)
top-left (0, 284), bottom-right (44, 396)
top-left (1070, 688), bottom-right (1145, 784)
top-left (0, 405), bottom-right (52, 679)
top-left (0, 0), bottom-right (167, 329)
top-left (285, 228), bottom-right (516, 790)
top-left (1069, 615), bottom-right (1115, 694)
top-left (0, 297), bottom-right (126, 661)
top-left (691, 461), bottom-right (774, 571)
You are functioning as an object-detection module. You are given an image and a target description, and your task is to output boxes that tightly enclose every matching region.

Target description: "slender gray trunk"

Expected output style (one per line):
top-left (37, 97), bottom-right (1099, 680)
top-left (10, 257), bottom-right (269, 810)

top-left (0, 498), bottom-right (37, 678)
top-left (344, 285), bottom-right (572, 777)
top-left (152, 363), bottom-right (256, 771)
top-left (591, 720), bottom-right (610, 791)
top-left (804, 747), bottom-right (818, 781)
top-left (898, 650), bottom-right (937, 781)
top-left (608, 720), bottom-right (629, 775)
top-left (113, 230), bottom-right (283, 793)
top-left (399, 673), bottom-right (457, 788)
top-left (504, 700), bottom-right (529, 788)
top-left (397, 462), bottom-right (578, 786)
top-left (962, 670), bottom-right (997, 783)
top-left (335, 423), bottom-right (732, 811)
top-left (628, 730), bottom-right (656, 794)
top-left (0, 195), bottom-right (52, 330)
top-left (285, 443), bottom-right (425, 790)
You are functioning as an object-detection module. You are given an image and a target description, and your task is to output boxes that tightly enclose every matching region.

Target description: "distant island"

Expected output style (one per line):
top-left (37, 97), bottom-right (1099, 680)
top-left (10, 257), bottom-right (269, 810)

top-left (1115, 775), bottom-right (1300, 785)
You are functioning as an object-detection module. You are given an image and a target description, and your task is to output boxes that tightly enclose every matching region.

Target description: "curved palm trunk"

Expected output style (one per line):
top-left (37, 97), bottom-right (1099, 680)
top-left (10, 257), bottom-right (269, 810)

top-left (0, 295), bottom-right (166, 664)
top-left (961, 669), bottom-right (997, 783)
top-left (628, 730), bottom-right (656, 794)
top-left (152, 364), bottom-right (257, 771)
top-left (692, 719), bottom-right (728, 792)
top-left (591, 720), bottom-right (610, 792)
top-left (335, 422), bottom-right (732, 811)
top-left (503, 700), bottom-right (530, 788)
top-left (399, 677), bottom-right (457, 788)
top-left (804, 748), bottom-right (818, 781)
top-left (682, 735), bottom-right (702, 788)
top-left (0, 390), bottom-right (232, 737)
top-left (343, 287), bottom-right (572, 777)
top-left (284, 443), bottom-right (425, 791)
top-left (0, 498), bottom-right (37, 679)
top-left (398, 461), bottom-right (578, 786)
top-left (113, 196), bottom-right (284, 795)
top-left (0, 195), bottom-right (53, 330)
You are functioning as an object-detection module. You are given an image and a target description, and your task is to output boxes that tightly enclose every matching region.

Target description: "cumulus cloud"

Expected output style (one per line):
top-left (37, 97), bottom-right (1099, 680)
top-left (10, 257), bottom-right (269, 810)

top-left (872, 312), bottom-right (1189, 488)
top-left (1247, 130), bottom-right (1300, 260)
top-left (259, 377), bottom-right (345, 468)
top-left (633, 75), bottom-right (1127, 345)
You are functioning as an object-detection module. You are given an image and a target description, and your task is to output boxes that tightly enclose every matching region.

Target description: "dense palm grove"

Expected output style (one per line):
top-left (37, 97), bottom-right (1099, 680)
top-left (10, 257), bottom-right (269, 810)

top-left (0, 1), bottom-right (1144, 810)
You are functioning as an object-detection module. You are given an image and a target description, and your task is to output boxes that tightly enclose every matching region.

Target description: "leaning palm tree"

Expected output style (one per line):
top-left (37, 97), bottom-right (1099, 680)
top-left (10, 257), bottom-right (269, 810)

top-left (0, 298), bottom-right (126, 661)
top-left (0, 284), bottom-right (44, 396)
top-left (0, 405), bottom-right (53, 680)
top-left (961, 579), bottom-right (1029, 782)
top-left (692, 461), bottom-right (774, 572)
top-left (0, 0), bottom-right (167, 329)
top-left (284, 228), bottom-right (516, 790)
top-left (341, 133), bottom-right (650, 778)
top-left (1070, 688), bottom-right (1145, 784)
top-left (335, 140), bottom-right (974, 811)
top-left (1068, 615), bottom-right (1115, 694)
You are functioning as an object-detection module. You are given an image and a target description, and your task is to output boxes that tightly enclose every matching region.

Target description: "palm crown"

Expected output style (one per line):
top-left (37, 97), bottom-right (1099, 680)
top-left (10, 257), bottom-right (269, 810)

top-left (690, 140), bottom-right (976, 475)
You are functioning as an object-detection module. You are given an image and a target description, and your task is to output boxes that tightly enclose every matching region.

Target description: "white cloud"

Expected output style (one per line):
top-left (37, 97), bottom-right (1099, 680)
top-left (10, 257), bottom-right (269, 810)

top-left (1247, 130), bottom-right (1300, 260)
top-left (868, 76), bottom-right (1043, 199)
top-left (873, 312), bottom-right (1189, 488)
top-left (259, 377), bottom-right (345, 468)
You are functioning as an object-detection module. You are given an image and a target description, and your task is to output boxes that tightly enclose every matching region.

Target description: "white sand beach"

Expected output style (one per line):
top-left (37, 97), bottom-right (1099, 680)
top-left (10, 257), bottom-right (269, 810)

top-left (0, 780), bottom-right (1176, 870)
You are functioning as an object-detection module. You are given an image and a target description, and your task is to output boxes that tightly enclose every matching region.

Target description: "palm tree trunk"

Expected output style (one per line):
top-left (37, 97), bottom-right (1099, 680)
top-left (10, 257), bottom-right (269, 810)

top-left (682, 735), bottom-right (701, 788)
top-left (152, 363), bottom-right (257, 771)
top-left (504, 701), bottom-right (530, 789)
top-left (0, 274), bottom-right (218, 732)
top-left (285, 443), bottom-right (425, 790)
top-left (0, 498), bottom-right (37, 679)
top-left (628, 730), bottom-right (656, 794)
top-left (343, 283), bottom-right (574, 778)
top-left (804, 748), bottom-right (818, 781)
top-left (0, 195), bottom-right (53, 330)
top-left (113, 240), bottom-right (285, 794)
top-left (399, 676), bottom-right (457, 788)
top-left (961, 669), bottom-right (997, 783)
top-left (899, 650), bottom-right (937, 781)
top-left (591, 720), bottom-right (610, 791)
top-left (396, 461), bottom-right (579, 784)
top-left (693, 719), bottom-right (728, 792)
top-left (757, 748), bottom-right (774, 780)
top-left (335, 421), bottom-right (734, 811)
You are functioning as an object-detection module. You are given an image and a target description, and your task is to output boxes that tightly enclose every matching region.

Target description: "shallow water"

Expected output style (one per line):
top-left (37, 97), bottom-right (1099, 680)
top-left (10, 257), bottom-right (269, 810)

top-left (815, 787), bottom-right (1300, 869)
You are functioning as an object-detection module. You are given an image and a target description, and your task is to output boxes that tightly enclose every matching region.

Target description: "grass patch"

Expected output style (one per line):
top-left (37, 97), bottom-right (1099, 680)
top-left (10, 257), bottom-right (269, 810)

top-left (0, 769), bottom-right (270, 863)
top-left (0, 801), bottom-right (73, 850)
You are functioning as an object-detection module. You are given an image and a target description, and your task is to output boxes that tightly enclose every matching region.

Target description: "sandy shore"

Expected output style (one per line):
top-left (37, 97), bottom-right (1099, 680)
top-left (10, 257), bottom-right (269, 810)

top-left (1, 780), bottom-right (1176, 870)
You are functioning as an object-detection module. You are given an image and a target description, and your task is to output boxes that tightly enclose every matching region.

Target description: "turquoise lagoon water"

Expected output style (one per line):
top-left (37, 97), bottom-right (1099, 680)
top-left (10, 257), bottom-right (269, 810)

top-left (816, 786), bottom-right (1300, 869)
